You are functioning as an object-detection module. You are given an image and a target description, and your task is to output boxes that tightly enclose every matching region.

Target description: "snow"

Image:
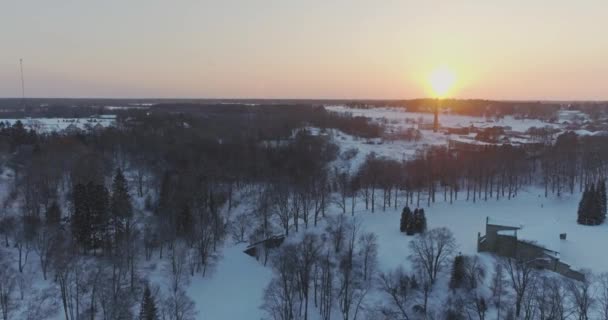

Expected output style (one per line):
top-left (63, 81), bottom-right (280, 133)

top-left (322, 105), bottom-right (569, 167)
top-left (517, 220), bottom-right (562, 254)
top-left (325, 105), bottom-right (560, 133)
top-left (0, 116), bottom-right (116, 133)
top-left (487, 217), bottom-right (523, 229)
top-left (497, 230), bottom-right (517, 236)
top-left (187, 243), bottom-right (273, 320)
top-left (353, 187), bottom-right (608, 273)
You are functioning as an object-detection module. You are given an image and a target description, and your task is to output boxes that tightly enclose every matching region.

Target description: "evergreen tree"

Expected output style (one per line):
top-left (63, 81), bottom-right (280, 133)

top-left (418, 208), bottom-right (427, 233)
top-left (588, 184), bottom-right (600, 225)
top-left (110, 169), bottom-right (133, 241)
top-left (400, 206), bottom-right (412, 233)
top-left (449, 255), bottom-right (466, 290)
top-left (72, 183), bottom-right (91, 249)
top-left (577, 183), bottom-right (605, 225)
top-left (577, 187), bottom-right (589, 224)
top-left (88, 182), bottom-right (110, 250)
top-left (139, 285), bottom-right (158, 320)
top-left (46, 201), bottom-right (62, 226)
top-left (406, 209), bottom-right (417, 235)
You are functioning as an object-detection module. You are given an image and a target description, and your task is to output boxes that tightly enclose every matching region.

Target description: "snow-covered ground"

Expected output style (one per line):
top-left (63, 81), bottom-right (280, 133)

top-left (0, 115), bottom-right (116, 133)
top-left (325, 105), bottom-right (559, 132)
top-left (356, 188), bottom-right (599, 272)
top-left (188, 185), bottom-right (598, 319)
top-left (187, 243), bottom-right (272, 320)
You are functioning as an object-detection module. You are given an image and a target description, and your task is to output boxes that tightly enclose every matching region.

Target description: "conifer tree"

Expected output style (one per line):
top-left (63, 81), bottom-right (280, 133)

top-left (72, 183), bottom-right (91, 249)
top-left (449, 255), bottom-right (466, 290)
top-left (111, 169), bottom-right (133, 241)
top-left (139, 285), bottom-right (158, 320)
top-left (577, 187), bottom-right (589, 224)
top-left (418, 208), bottom-right (427, 233)
top-left (406, 209), bottom-right (417, 235)
top-left (400, 206), bottom-right (412, 233)
top-left (88, 182), bottom-right (110, 250)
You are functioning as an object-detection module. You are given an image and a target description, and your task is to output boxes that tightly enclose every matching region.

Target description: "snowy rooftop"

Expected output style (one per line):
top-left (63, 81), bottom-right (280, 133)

top-left (517, 220), bottom-right (562, 254)
top-left (487, 217), bottom-right (523, 229)
top-left (489, 216), bottom-right (562, 254)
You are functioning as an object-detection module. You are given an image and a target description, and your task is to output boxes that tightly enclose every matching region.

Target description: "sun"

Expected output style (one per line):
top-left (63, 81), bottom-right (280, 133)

top-left (428, 66), bottom-right (456, 98)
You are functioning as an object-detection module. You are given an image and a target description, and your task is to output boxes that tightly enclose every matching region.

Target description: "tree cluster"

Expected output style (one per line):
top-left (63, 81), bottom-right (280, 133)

top-left (399, 206), bottom-right (427, 235)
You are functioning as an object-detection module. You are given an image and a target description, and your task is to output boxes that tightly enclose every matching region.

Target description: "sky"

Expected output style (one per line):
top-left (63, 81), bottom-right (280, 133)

top-left (1, 0), bottom-right (607, 100)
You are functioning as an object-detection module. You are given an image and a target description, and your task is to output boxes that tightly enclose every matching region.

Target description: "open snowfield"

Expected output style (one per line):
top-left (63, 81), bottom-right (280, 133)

top-left (325, 105), bottom-right (559, 132)
top-left (356, 187), bottom-right (600, 272)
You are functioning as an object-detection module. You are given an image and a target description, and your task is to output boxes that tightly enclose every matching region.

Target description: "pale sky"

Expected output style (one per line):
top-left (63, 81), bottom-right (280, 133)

top-left (1, 1), bottom-right (607, 100)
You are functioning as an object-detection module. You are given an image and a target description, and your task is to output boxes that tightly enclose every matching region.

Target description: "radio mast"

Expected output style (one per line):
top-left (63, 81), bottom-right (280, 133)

top-left (19, 59), bottom-right (26, 108)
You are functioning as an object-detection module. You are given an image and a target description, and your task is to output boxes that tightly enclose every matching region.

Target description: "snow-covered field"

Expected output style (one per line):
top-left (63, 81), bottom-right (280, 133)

top-left (325, 105), bottom-right (559, 132)
top-left (0, 115), bottom-right (116, 133)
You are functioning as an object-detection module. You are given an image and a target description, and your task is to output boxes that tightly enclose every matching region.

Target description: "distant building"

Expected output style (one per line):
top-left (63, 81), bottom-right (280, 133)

top-left (477, 217), bottom-right (584, 281)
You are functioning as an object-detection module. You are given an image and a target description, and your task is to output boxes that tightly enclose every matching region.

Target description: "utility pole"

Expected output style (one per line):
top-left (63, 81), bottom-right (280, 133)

top-left (19, 58), bottom-right (26, 108)
top-left (433, 98), bottom-right (439, 133)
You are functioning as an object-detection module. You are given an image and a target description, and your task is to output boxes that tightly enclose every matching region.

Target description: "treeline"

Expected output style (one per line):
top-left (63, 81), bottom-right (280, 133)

top-left (327, 132), bottom-right (608, 219)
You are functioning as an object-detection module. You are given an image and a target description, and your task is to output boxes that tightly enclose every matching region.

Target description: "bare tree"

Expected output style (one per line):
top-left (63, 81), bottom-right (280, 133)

top-left (296, 233), bottom-right (320, 320)
top-left (462, 255), bottom-right (485, 290)
top-left (568, 272), bottom-right (594, 320)
top-left (408, 227), bottom-right (457, 284)
top-left (262, 244), bottom-right (300, 320)
top-left (0, 256), bottom-right (17, 320)
top-left (357, 233), bottom-right (377, 283)
top-left (490, 262), bottom-right (508, 320)
top-left (165, 242), bottom-right (196, 320)
top-left (336, 220), bottom-right (371, 320)
top-left (378, 267), bottom-right (414, 320)
top-left (231, 212), bottom-right (251, 244)
top-left (598, 273), bottom-right (608, 320)
top-left (33, 225), bottom-right (60, 280)
top-left (502, 257), bottom-right (538, 318)
top-left (534, 276), bottom-right (568, 320)
top-left (317, 246), bottom-right (334, 320)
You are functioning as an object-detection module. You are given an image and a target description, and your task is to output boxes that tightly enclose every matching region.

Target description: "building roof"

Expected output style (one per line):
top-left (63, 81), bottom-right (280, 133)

top-left (488, 216), bottom-right (561, 254)
top-left (487, 217), bottom-right (523, 229)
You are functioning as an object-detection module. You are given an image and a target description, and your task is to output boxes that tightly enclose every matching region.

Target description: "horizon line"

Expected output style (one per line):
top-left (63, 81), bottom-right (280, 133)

top-left (0, 97), bottom-right (607, 103)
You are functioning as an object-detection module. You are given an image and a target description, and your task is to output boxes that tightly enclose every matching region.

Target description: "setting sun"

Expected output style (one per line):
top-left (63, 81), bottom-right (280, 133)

top-left (428, 66), bottom-right (456, 98)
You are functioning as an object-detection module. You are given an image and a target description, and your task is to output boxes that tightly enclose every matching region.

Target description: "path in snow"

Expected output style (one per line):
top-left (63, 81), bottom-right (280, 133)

top-left (188, 243), bottom-right (272, 320)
